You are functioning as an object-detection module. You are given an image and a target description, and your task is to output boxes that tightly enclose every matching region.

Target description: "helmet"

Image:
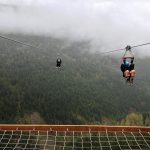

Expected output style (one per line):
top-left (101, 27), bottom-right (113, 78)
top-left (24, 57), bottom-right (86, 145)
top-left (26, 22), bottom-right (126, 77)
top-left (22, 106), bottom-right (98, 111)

top-left (125, 60), bottom-right (130, 67)
top-left (57, 58), bottom-right (61, 62)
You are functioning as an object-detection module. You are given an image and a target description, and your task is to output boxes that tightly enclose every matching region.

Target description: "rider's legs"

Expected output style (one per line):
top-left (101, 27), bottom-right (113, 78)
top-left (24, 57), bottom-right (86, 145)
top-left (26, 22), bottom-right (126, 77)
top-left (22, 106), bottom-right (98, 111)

top-left (124, 70), bottom-right (130, 77)
top-left (124, 70), bottom-right (130, 82)
top-left (130, 70), bottom-right (136, 77)
top-left (130, 70), bottom-right (136, 84)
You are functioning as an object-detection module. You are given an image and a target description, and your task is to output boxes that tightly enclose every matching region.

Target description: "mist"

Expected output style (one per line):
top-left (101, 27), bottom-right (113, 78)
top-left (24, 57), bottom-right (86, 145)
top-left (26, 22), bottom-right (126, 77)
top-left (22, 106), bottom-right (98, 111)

top-left (0, 0), bottom-right (150, 55)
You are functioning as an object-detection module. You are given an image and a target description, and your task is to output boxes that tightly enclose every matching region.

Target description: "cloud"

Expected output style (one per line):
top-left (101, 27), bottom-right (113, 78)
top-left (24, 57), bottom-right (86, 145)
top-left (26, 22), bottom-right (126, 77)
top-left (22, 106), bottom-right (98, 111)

top-left (0, 0), bottom-right (150, 55)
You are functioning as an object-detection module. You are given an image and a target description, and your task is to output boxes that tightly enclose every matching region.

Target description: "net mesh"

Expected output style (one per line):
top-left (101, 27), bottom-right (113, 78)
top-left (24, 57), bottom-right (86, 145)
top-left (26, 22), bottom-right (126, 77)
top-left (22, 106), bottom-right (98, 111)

top-left (0, 125), bottom-right (150, 150)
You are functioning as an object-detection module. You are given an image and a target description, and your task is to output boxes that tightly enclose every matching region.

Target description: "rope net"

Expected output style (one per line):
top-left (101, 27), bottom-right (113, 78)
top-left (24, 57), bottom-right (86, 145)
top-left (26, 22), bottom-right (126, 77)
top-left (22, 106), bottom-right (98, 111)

top-left (0, 125), bottom-right (150, 150)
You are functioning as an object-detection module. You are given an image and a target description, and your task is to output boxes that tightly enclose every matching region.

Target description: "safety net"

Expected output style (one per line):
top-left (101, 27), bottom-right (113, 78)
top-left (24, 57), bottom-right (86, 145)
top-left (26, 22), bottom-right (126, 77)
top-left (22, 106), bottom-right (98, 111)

top-left (0, 125), bottom-right (150, 150)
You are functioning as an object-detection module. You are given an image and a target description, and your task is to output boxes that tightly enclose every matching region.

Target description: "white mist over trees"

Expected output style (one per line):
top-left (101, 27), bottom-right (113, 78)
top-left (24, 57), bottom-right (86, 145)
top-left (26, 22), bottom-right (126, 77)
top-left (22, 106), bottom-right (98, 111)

top-left (0, 0), bottom-right (150, 55)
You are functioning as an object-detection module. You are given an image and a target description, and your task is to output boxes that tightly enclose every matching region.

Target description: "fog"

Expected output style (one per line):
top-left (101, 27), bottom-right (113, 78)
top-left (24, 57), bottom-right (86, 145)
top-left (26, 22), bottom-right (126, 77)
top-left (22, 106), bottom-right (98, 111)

top-left (0, 0), bottom-right (150, 55)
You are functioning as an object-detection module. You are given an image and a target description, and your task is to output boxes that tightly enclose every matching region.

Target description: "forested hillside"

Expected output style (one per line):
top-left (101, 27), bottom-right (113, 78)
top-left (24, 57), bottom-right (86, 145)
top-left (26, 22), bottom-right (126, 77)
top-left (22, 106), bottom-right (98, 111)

top-left (0, 33), bottom-right (150, 125)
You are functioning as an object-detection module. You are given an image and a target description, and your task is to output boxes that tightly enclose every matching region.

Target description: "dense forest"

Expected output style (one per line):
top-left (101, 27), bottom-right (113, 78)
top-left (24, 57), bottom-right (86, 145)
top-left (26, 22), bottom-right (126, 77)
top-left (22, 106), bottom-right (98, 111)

top-left (0, 33), bottom-right (150, 125)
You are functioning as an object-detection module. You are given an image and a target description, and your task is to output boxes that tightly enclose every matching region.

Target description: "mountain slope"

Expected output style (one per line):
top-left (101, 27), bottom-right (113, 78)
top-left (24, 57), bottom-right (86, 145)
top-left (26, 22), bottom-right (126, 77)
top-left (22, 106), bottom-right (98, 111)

top-left (0, 33), bottom-right (149, 124)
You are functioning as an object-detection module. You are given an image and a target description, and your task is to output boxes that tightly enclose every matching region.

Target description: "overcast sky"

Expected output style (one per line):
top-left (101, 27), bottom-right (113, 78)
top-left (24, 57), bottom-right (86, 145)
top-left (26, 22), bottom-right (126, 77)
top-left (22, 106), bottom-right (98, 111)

top-left (0, 0), bottom-right (150, 54)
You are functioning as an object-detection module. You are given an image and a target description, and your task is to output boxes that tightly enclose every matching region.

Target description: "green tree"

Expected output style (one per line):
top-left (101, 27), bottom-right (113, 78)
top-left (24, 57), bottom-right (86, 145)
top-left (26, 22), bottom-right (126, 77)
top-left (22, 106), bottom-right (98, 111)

top-left (121, 113), bottom-right (143, 126)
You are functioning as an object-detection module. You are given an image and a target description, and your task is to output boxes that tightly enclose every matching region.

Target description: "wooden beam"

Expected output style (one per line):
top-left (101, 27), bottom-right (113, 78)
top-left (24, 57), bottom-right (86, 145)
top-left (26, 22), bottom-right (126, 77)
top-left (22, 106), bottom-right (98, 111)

top-left (0, 125), bottom-right (150, 132)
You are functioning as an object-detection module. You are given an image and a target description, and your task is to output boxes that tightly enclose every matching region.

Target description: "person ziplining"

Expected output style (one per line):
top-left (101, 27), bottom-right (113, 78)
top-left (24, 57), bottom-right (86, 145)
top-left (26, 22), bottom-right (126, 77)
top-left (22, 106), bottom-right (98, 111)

top-left (120, 45), bottom-right (136, 85)
top-left (56, 57), bottom-right (62, 68)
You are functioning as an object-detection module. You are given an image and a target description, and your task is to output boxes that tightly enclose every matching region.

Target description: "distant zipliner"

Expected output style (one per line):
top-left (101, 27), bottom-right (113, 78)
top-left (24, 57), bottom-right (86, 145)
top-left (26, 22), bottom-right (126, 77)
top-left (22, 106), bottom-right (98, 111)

top-left (120, 45), bottom-right (136, 85)
top-left (56, 57), bottom-right (62, 68)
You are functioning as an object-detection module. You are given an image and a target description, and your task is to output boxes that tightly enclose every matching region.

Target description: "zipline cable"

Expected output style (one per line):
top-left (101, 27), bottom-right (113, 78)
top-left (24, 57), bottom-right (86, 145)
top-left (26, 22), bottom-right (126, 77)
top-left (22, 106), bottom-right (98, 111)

top-left (100, 43), bottom-right (150, 54)
top-left (0, 34), bottom-right (41, 50)
top-left (100, 48), bottom-right (125, 54)
top-left (131, 42), bottom-right (150, 49)
top-left (0, 34), bottom-right (150, 55)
